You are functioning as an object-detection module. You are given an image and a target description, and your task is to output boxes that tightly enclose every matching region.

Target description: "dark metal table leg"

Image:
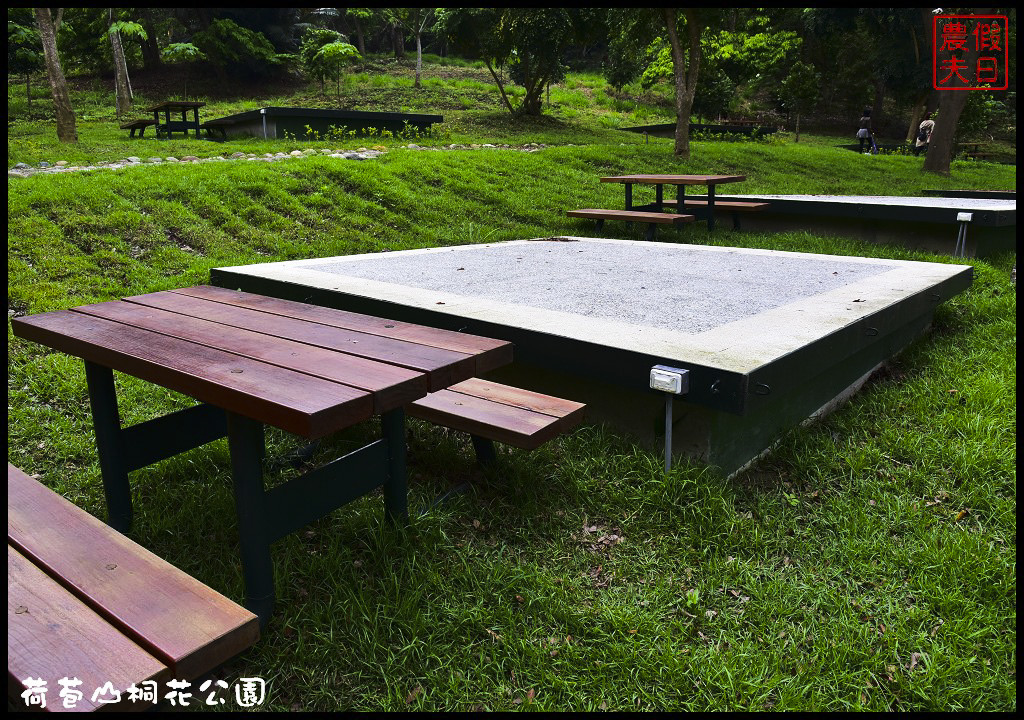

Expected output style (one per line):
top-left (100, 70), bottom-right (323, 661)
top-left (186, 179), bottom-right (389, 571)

top-left (227, 412), bottom-right (275, 627)
top-left (381, 407), bottom-right (408, 523)
top-left (707, 185), bottom-right (716, 231)
top-left (84, 362), bottom-right (133, 532)
top-left (625, 183), bottom-right (633, 210)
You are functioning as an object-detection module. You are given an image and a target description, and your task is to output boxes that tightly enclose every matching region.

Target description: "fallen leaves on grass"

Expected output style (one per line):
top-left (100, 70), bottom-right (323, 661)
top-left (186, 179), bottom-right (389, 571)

top-left (585, 564), bottom-right (614, 589)
top-left (574, 522), bottom-right (625, 554)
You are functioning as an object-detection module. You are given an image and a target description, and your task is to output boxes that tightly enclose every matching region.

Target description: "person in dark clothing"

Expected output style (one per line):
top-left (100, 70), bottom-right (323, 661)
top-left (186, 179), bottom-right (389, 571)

top-left (856, 109), bottom-right (874, 153)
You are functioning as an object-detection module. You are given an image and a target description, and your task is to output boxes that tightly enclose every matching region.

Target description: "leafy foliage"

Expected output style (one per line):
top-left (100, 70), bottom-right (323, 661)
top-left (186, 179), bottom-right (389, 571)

top-left (437, 8), bottom-right (576, 116)
top-left (193, 18), bottom-right (279, 79)
top-left (299, 28), bottom-right (347, 91)
top-left (8, 12), bottom-right (43, 77)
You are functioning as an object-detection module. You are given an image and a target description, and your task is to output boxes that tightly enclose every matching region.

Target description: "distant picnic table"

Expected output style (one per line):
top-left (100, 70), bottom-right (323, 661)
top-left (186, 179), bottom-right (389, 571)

top-left (147, 100), bottom-right (205, 139)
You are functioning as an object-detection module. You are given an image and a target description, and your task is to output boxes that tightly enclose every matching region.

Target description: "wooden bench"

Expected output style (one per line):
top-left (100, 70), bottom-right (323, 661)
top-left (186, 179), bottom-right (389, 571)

top-left (663, 199), bottom-right (769, 230)
top-left (567, 208), bottom-right (696, 241)
top-left (8, 463), bottom-right (259, 712)
top-left (407, 378), bottom-right (585, 465)
top-left (201, 122), bottom-right (227, 140)
top-left (119, 119), bottom-right (157, 138)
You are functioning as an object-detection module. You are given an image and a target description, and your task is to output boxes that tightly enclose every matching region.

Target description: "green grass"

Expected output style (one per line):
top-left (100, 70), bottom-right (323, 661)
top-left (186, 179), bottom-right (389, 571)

top-left (6, 58), bottom-right (1017, 711)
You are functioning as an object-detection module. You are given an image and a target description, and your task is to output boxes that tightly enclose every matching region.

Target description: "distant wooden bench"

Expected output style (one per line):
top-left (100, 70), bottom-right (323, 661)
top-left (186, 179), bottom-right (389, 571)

top-left (8, 463), bottom-right (259, 712)
top-left (119, 118), bottom-right (157, 138)
top-left (407, 378), bottom-right (585, 464)
top-left (664, 199), bottom-right (770, 230)
top-left (567, 208), bottom-right (696, 241)
top-left (201, 122), bottom-right (227, 140)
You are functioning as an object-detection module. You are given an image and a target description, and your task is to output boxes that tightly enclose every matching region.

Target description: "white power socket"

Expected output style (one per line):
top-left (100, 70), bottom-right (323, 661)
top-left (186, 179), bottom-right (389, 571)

top-left (650, 365), bottom-right (689, 394)
top-left (957, 212), bottom-right (973, 223)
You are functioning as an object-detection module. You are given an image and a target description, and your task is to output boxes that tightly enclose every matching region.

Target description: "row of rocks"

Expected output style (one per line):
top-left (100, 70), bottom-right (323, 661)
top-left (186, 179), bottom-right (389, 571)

top-left (8, 142), bottom-right (556, 178)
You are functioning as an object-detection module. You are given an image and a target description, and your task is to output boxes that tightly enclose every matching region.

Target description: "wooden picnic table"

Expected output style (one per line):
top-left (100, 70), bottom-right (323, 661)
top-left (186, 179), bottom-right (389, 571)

top-left (600, 174), bottom-right (747, 231)
top-left (146, 100), bottom-right (206, 139)
top-left (10, 286), bottom-right (513, 626)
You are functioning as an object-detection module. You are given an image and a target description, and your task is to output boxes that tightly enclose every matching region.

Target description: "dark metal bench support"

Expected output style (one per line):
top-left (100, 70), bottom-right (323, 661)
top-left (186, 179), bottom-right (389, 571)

top-left (470, 434), bottom-right (498, 466)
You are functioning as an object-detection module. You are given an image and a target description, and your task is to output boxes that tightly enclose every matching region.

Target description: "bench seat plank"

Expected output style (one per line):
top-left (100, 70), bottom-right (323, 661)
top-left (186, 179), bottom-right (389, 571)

top-left (567, 209), bottom-right (695, 225)
top-left (118, 119), bottom-right (156, 130)
top-left (664, 200), bottom-right (769, 211)
top-left (409, 390), bottom-right (564, 449)
top-left (9, 545), bottom-right (170, 713)
top-left (11, 311), bottom-right (374, 439)
top-left (73, 300), bottom-right (429, 414)
top-left (174, 285), bottom-right (514, 372)
top-left (123, 290), bottom-right (476, 391)
top-left (446, 378), bottom-right (585, 425)
top-left (8, 464), bottom-right (259, 682)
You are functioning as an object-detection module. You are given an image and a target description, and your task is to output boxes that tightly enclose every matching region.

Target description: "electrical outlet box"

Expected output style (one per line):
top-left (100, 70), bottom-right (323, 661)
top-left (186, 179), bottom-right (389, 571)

top-left (957, 212), bottom-right (973, 223)
top-left (650, 365), bottom-right (690, 394)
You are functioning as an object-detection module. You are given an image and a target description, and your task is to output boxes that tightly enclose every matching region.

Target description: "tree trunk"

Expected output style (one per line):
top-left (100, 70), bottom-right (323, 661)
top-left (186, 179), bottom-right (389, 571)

top-left (139, 9), bottom-right (161, 70)
top-left (27, 73), bottom-right (32, 107)
top-left (109, 9), bottom-right (133, 119)
top-left (392, 24), bottom-right (404, 60)
top-left (34, 8), bottom-right (78, 143)
top-left (415, 32), bottom-right (422, 88)
top-left (662, 9), bottom-right (701, 159)
top-left (906, 90), bottom-right (930, 143)
top-left (872, 78), bottom-right (885, 130)
top-left (795, 112), bottom-right (801, 143)
top-left (922, 91), bottom-right (971, 175)
top-left (353, 20), bottom-right (366, 56)
top-left (485, 60), bottom-right (516, 115)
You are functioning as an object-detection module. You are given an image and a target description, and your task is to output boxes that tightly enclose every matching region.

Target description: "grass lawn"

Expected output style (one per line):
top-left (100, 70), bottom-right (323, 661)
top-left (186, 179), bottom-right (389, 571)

top-left (6, 60), bottom-right (1016, 711)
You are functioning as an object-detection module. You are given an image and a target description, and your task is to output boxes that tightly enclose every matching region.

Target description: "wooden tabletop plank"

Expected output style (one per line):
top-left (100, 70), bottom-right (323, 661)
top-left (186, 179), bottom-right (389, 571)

top-left (446, 378), bottom-right (586, 424)
top-left (600, 174), bottom-right (747, 184)
top-left (11, 311), bottom-right (373, 438)
top-left (123, 290), bottom-right (477, 391)
top-left (172, 285), bottom-right (514, 372)
top-left (73, 300), bottom-right (429, 414)
top-left (8, 464), bottom-right (259, 682)
top-left (9, 545), bottom-right (170, 712)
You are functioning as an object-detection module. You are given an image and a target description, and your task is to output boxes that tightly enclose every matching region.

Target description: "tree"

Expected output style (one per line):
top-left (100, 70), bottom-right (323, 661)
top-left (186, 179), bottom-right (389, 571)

top-left (108, 12), bottom-right (147, 119)
top-left (661, 9), bottom-right (703, 158)
top-left (923, 9), bottom-right (992, 175)
top-left (161, 43), bottom-right (206, 100)
top-left (192, 17), bottom-right (278, 85)
top-left (391, 8), bottom-right (434, 89)
top-left (314, 41), bottom-right (361, 104)
top-left (8, 11), bottom-right (43, 107)
top-left (34, 7), bottom-right (77, 143)
top-left (299, 27), bottom-right (345, 93)
top-left (437, 8), bottom-right (573, 116)
top-left (343, 8), bottom-right (372, 56)
top-left (779, 61), bottom-right (820, 142)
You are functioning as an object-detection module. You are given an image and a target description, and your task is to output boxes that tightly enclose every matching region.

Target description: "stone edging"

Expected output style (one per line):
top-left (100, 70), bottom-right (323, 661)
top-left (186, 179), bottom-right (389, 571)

top-left (8, 142), bottom-right (558, 178)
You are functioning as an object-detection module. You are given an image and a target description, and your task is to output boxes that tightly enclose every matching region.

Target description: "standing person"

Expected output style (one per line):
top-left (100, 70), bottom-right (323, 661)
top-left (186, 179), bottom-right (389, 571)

top-left (856, 109), bottom-right (873, 153)
top-left (914, 112), bottom-right (935, 156)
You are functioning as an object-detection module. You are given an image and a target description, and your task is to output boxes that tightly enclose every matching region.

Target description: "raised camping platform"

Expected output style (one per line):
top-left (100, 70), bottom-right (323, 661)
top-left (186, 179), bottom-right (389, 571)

top-left (212, 239), bottom-right (972, 476)
top-left (622, 122), bottom-right (777, 139)
top-left (201, 107), bottom-right (443, 140)
top-left (684, 194), bottom-right (1016, 258)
